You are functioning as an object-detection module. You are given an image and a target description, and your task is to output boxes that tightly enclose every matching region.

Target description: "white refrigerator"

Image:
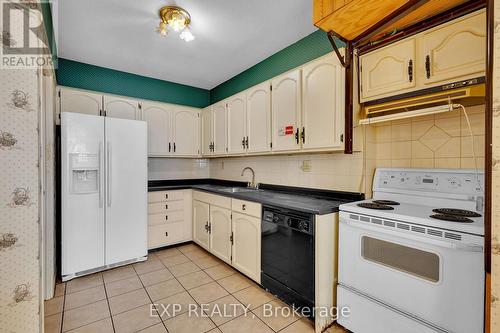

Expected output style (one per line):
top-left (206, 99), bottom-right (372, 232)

top-left (61, 112), bottom-right (147, 281)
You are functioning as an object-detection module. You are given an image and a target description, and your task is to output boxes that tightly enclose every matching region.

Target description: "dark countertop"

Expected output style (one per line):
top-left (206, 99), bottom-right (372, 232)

top-left (148, 179), bottom-right (364, 215)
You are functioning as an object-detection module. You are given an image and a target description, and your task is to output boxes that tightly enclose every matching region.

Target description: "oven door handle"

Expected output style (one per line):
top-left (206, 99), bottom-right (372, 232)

top-left (341, 218), bottom-right (483, 253)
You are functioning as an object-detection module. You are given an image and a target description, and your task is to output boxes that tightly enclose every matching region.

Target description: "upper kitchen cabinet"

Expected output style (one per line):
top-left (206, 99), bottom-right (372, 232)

top-left (246, 82), bottom-right (271, 153)
top-left (271, 69), bottom-right (302, 152)
top-left (103, 96), bottom-right (141, 120)
top-left (359, 9), bottom-right (486, 103)
top-left (420, 9), bottom-right (486, 86)
top-left (201, 107), bottom-right (213, 156)
top-left (212, 101), bottom-right (227, 156)
top-left (142, 102), bottom-right (172, 156)
top-left (172, 107), bottom-right (200, 156)
top-left (227, 92), bottom-right (247, 155)
top-left (360, 38), bottom-right (417, 102)
top-left (58, 87), bottom-right (102, 116)
top-left (143, 103), bottom-right (200, 157)
top-left (302, 53), bottom-right (345, 150)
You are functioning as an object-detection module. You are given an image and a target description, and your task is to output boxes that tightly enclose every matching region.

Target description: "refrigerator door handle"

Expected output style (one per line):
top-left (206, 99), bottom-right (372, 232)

top-left (107, 142), bottom-right (112, 207)
top-left (99, 141), bottom-right (103, 208)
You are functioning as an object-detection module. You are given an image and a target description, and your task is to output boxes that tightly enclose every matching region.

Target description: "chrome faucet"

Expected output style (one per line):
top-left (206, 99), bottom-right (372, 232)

top-left (241, 167), bottom-right (258, 189)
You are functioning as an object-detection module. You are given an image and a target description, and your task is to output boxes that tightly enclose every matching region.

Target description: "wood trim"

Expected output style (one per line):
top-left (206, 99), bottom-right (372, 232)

top-left (345, 41), bottom-right (354, 154)
top-left (485, 0), bottom-right (493, 331)
top-left (353, 0), bottom-right (432, 46)
top-left (357, 0), bottom-right (486, 54)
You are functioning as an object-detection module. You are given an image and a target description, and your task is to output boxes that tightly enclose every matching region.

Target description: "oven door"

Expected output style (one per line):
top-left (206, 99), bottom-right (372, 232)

top-left (338, 212), bottom-right (484, 333)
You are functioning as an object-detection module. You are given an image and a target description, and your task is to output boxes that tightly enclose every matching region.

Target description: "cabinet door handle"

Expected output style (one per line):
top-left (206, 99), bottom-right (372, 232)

top-left (173, 142), bottom-right (176, 153)
top-left (242, 137), bottom-right (245, 148)
top-left (165, 232), bottom-right (168, 237)
top-left (165, 193), bottom-right (168, 199)
top-left (165, 215), bottom-right (168, 221)
top-left (165, 204), bottom-right (168, 210)
top-left (169, 142), bottom-right (171, 152)
top-left (242, 204), bottom-right (246, 211)
top-left (245, 136), bottom-right (249, 149)
top-left (408, 59), bottom-right (413, 82)
top-left (425, 55), bottom-right (431, 79)
top-left (230, 232), bottom-right (234, 245)
top-left (295, 128), bottom-right (299, 144)
top-left (301, 127), bottom-right (305, 144)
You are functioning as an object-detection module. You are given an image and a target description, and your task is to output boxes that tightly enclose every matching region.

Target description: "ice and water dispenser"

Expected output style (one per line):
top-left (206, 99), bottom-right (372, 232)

top-left (70, 153), bottom-right (99, 193)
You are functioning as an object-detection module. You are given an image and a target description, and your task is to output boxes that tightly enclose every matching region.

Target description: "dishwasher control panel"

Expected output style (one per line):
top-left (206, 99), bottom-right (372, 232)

top-left (262, 207), bottom-right (314, 235)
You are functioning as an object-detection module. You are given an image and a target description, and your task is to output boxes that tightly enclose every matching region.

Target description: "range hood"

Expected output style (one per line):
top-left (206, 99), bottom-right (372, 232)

top-left (359, 84), bottom-right (485, 125)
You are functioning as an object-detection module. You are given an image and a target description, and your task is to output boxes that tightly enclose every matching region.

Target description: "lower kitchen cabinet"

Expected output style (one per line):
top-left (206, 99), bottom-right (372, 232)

top-left (231, 212), bottom-right (261, 283)
top-left (209, 206), bottom-right (232, 264)
top-left (192, 191), bottom-right (261, 283)
top-left (193, 200), bottom-right (210, 250)
top-left (147, 190), bottom-right (192, 249)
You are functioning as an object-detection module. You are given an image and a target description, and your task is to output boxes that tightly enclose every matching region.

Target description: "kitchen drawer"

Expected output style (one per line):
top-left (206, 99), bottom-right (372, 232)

top-left (148, 211), bottom-right (185, 226)
top-left (148, 201), bottom-right (184, 214)
top-left (193, 191), bottom-right (231, 209)
top-left (232, 199), bottom-right (261, 218)
top-left (148, 223), bottom-right (184, 249)
top-left (148, 190), bottom-right (184, 203)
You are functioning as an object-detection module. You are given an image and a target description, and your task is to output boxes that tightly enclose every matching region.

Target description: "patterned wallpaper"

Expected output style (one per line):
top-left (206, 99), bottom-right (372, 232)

top-left (0, 70), bottom-right (41, 331)
top-left (0, 3), bottom-right (44, 333)
top-left (490, 1), bottom-right (500, 331)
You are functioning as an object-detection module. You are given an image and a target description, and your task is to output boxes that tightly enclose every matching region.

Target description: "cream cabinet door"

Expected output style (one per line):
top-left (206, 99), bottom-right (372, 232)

top-left (142, 102), bottom-right (172, 156)
top-left (193, 200), bottom-right (210, 251)
top-left (359, 38), bottom-right (416, 102)
top-left (420, 10), bottom-right (486, 86)
top-left (246, 82), bottom-right (271, 153)
top-left (227, 93), bottom-right (247, 154)
top-left (209, 206), bottom-right (232, 264)
top-left (103, 96), bottom-right (140, 120)
top-left (212, 101), bottom-right (227, 156)
top-left (302, 53), bottom-right (345, 150)
top-left (232, 212), bottom-right (261, 283)
top-left (271, 69), bottom-right (302, 152)
top-left (201, 107), bottom-right (213, 156)
top-left (173, 107), bottom-right (200, 157)
top-left (59, 87), bottom-right (102, 116)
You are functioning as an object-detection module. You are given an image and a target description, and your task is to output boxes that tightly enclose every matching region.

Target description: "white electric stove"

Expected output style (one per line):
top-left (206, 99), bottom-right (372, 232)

top-left (337, 168), bottom-right (485, 333)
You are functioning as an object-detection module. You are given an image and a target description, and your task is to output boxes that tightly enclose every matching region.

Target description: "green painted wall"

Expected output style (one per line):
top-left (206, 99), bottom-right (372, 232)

top-left (210, 30), bottom-right (340, 104)
top-left (56, 59), bottom-right (211, 108)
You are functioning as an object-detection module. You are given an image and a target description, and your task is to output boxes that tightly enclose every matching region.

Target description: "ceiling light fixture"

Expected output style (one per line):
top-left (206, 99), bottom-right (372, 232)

top-left (156, 6), bottom-right (194, 42)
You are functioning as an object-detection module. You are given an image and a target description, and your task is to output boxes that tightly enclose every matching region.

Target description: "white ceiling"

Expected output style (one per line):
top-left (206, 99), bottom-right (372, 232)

top-left (54, 0), bottom-right (317, 90)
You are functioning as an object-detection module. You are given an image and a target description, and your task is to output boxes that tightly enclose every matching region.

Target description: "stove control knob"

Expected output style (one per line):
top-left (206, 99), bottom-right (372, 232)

top-left (448, 177), bottom-right (461, 188)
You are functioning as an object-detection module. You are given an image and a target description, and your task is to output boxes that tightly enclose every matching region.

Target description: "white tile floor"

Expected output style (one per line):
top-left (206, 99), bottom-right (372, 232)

top-left (44, 242), bottom-right (349, 333)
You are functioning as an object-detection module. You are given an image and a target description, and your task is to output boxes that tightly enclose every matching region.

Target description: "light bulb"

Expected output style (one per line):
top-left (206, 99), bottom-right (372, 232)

top-left (156, 21), bottom-right (168, 36)
top-left (179, 27), bottom-right (194, 42)
top-left (168, 11), bottom-right (186, 32)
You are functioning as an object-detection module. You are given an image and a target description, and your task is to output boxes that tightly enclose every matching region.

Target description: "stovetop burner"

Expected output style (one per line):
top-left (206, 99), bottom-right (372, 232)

top-left (430, 214), bottom-right (473, 223)
top-left (372, 200), bottom-right (400, 206)
top-left (357, 203), bottom-right (394, 210)
top-left (432, 208), bottom-right (481, 218)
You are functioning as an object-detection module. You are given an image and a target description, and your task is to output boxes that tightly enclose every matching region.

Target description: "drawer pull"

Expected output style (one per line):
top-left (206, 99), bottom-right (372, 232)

top-left (165, 231), bottom-right (168, 237)
top-left (242, 204), bottom-right (246, 211)
top-left (165, 204), bottom-right (168, 210)
top-left (165, 215), bottom-right (168, 221)
top-left (165, 193), bottom-right (169, 199)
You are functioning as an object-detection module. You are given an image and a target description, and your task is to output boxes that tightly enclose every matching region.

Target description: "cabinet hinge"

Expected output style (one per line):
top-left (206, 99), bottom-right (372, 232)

top-left (138, 103), bottom-right (142, 109)
top-left (270, 85), bottom-right (272, 91)
top-left (270, 142), bottom-right (272, 149)
top-left (230, 232), bottom-right (234, 245)
top-left (340, 134), bottom-right (344, 142)
top-left (226, 147), bottom-right (228, 152)
top-left (58, 90), bottom-right (61, 98)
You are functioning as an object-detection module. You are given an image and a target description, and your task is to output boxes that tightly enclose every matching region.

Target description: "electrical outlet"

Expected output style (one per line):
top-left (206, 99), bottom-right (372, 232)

top-left (300, 160), bottom-right (311, 172)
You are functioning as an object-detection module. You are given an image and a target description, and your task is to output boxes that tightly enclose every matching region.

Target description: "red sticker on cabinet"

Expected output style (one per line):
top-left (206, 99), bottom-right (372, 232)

top-left (284, 125), bottom-right (294, 135)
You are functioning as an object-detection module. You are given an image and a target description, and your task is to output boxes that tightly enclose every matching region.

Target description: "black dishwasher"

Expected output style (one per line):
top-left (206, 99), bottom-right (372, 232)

top-left (261, 205), bottom-right (315, 313)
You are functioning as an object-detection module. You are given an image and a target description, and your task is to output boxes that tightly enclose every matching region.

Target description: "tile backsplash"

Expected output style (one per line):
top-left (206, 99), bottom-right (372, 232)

top-left (148, 158), bottom-right (209, 180)
top-left (209, 152), bottom-right (366, 193)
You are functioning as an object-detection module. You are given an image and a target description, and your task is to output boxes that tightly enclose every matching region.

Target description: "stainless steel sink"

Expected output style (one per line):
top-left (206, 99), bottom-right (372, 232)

top-left (219, 187), bottom-right (262, 193)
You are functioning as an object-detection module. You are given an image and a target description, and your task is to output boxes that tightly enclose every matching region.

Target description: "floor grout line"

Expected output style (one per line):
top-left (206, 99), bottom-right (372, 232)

top-left (101, 275), bottom-right (117, 333)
